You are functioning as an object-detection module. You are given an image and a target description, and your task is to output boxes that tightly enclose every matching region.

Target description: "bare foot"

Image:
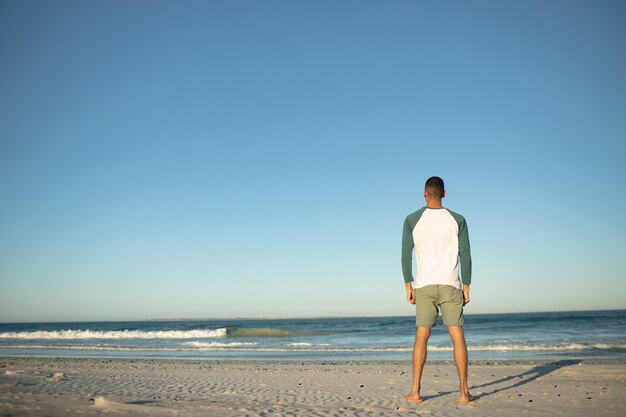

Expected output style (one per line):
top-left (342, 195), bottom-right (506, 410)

top-left (404, 393), bottom-right (423, 403)
top-left (459, 393), bottom-right (475, 403)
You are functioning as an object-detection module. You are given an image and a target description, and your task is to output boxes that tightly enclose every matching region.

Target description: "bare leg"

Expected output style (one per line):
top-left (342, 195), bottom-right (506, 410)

top-left (447, 326), bottom-right (474, 402)
top-left (405, 326), bottom-right (430, 403)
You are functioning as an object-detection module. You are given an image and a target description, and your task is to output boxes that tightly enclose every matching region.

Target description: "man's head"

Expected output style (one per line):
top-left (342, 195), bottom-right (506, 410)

top-left (424, 176), bottom-right (445, 200)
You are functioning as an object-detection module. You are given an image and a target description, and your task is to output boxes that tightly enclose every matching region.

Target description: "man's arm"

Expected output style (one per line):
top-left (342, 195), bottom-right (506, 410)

top-left (448, 210), bottom-right (472, 305)
top-left (457, 217), bottom-right (472, 285)
top-left (458, 216), bottom-right (471, 305)
top-left (401, 216), bottom-right (416, 304)
top-left (401, 216), bottom-right (414, 284)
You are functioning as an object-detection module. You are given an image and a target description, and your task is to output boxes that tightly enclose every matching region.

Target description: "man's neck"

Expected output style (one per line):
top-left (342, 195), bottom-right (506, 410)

top-left (425, 199), bottom-right (443, 209)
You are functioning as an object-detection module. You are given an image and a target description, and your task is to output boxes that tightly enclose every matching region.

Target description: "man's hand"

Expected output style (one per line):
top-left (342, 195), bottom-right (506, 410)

top-left (462, 284), bottom-right (470, 306)
top-left (405, 282), bottom-right (416, 305)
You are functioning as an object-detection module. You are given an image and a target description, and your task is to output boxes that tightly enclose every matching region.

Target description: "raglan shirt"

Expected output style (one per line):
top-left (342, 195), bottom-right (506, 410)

top-left (402, 207), bottom-right (472, 289)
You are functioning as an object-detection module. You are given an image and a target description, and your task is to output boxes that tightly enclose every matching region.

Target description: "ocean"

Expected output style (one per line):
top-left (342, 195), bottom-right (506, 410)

top-left (0, 310), bottom-right (624, 361)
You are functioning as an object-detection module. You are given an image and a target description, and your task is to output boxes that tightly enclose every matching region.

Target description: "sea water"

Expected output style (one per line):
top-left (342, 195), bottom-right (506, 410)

top-left (0, 310), bottom-right (624, 361)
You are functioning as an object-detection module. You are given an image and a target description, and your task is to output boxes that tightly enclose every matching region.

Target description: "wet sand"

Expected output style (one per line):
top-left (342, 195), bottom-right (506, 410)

top-left (1, 357), bottom-right (624, 416)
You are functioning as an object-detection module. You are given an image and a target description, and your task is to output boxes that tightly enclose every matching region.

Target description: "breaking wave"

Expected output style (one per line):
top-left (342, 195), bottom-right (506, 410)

top-left (0, 329), bottom-right (228, 340)
top-left (0, 327), bottom-right (332, 340)
top-left (182, 341), bottom-right (257, 348)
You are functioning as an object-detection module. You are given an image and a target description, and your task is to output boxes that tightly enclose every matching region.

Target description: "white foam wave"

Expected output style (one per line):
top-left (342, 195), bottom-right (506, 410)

top-left (413, 343), bottom-right (626, 352)
top-left (183, 341), bottom-right (257, 348)
top-left (0, 328), bottom-right (228, 340)
top-left (467, 343), bottom-right (626, 352)
top-left (288, 343), bottom-right (331, 347)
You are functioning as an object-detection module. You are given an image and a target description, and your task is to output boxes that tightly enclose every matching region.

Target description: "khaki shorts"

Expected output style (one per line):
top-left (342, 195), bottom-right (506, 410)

top-left (414, 284), bottom-right (464, 328)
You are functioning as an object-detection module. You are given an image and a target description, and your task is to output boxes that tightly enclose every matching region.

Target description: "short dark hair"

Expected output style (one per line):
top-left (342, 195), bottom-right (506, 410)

top-left (425, 176), bottom-right (445, 199)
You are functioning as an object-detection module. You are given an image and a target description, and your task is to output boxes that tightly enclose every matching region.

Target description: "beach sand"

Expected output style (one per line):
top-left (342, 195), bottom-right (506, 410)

top-left (1, 357), bottom-right (624, 416)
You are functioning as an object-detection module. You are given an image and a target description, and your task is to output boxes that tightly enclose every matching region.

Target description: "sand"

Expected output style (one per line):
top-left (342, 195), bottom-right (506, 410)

top-left (1, 357), bottom-right (624, 416)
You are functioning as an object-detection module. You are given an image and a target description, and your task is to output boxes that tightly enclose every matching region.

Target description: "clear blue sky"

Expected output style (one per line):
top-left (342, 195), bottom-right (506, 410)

top-left (1, 0), bottom-right (625, 322)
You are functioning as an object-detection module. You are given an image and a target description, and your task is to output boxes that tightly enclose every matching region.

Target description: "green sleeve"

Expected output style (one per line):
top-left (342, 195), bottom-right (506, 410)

top-left (449, 211), bottom-right (472, 285)
top-left (401, 208), bottom-right (425, 284)
top-left (401, 217), bottom-right (414, 284)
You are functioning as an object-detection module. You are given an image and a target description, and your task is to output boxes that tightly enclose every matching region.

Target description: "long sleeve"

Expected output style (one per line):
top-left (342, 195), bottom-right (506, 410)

top-left (401, 216), bottom-right (414, 284)
top-left (457, 217), bottom-right (472, 285)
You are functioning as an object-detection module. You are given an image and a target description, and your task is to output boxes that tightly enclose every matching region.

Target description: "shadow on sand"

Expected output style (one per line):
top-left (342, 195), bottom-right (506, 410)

top-left (423, 359), bottom-right (582, 401)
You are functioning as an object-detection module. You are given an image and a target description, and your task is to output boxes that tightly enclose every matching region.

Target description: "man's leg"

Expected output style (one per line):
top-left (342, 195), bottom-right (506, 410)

top-left (405, 326), bottom-right (431, 402)
top-left (447, 326), bottom-right (474, 402)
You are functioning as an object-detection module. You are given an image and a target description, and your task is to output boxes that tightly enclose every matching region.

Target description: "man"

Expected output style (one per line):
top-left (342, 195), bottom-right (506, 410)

top-left (401, 176), bottom-right (474, 403)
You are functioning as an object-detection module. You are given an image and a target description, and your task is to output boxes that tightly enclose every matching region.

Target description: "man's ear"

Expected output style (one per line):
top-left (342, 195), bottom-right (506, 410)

top-left (424, 190), bottom-right (428, 199)
top-left (442, 190), bottom-right (446, 198)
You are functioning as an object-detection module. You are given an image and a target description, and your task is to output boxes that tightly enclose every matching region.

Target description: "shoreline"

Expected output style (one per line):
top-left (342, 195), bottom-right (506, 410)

top-left (2, 355), bottom-right (626, 365)
top-left (2, 356), bottom-right (625, 416)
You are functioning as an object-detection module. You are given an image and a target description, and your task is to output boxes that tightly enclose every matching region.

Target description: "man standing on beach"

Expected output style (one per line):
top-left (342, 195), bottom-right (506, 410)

top-left (401, 176), bottom-right (474, 403)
